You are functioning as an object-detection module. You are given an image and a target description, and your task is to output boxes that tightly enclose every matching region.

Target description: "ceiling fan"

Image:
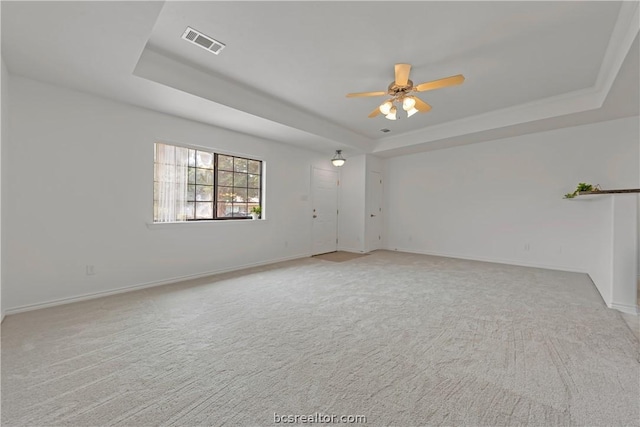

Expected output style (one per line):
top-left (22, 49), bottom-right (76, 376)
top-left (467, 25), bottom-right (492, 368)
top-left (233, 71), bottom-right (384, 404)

top-left (346, 64), bottom-right (464, 120)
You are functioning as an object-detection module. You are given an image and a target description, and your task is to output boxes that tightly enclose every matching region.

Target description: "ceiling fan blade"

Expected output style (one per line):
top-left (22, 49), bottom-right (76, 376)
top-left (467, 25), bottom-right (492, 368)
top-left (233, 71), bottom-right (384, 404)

top-left (413, 96), bottom-right (432, 113)
top-left (346, 91), bottom-right (386, 98)
top-left (368, 106), bottom-right (381, 118)
top-left (395, 63), bottom-right (411, 86)
top-left (415, 74), bottom-right (465, 92)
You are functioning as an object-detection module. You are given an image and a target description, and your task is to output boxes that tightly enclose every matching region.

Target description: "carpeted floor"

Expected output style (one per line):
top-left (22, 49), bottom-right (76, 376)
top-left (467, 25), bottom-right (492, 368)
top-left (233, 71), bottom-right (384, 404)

top-left (2, 250), bottom-right (638, 426)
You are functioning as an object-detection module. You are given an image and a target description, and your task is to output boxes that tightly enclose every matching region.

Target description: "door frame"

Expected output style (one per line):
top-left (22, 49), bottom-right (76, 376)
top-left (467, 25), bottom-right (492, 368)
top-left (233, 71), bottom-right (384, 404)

top-left (366, 170), bottom-right (383, 252)
top-left (311, 166), bottom-right (339, 255)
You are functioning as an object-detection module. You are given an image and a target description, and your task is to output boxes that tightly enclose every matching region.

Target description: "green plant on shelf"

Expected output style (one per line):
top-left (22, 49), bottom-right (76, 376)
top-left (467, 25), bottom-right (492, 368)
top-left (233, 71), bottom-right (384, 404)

top-left (251, 206), bottom-right (262, 215)
top-left (564, 182), bottom-right (600, 199)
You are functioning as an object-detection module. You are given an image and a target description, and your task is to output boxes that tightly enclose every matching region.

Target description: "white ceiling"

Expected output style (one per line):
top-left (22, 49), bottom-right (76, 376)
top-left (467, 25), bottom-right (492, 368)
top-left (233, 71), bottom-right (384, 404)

top-left (2, 1), bottom-right (639, 157)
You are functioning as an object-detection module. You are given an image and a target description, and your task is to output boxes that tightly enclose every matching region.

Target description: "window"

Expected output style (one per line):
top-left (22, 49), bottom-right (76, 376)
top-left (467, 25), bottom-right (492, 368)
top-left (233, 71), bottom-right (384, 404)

top-left (154, 142), bottom-right (262, 222)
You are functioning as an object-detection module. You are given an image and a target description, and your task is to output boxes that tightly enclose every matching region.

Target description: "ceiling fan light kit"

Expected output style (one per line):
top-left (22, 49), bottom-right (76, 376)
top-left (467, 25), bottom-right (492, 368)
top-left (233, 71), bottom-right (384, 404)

top-left (347, 63), bottom-right (465, 120)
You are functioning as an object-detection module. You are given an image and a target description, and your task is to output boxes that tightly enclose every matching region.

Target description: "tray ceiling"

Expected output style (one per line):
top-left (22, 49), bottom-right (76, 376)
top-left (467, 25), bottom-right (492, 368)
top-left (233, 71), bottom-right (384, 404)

top-left (2, 1), bottom-right (638, 156)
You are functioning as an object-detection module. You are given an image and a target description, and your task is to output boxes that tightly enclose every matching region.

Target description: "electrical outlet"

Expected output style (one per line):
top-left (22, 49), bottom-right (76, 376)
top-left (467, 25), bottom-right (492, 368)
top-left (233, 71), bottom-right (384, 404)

top-left (86, 265), bottom-right (96, 276)
top-left (524, 243), bottom-right (531, 252)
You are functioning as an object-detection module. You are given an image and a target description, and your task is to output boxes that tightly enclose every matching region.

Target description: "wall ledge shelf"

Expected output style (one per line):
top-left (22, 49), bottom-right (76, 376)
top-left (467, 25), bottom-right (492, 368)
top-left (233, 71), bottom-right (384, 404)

top-left (577, 189), bottom-right (640, 196)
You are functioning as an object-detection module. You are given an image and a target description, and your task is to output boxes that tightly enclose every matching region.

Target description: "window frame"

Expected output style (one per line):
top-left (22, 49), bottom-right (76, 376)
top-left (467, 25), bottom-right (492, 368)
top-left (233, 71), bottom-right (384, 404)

top-left (210, 152), bottom-right (263, 221)
top-left (153, 142), bottom-right (264, 223)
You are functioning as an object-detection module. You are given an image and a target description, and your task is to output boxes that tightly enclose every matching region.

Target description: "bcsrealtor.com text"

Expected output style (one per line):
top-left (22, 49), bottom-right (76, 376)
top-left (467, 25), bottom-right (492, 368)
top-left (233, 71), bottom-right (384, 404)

top-left (274, 412), bottom-right (367, 424)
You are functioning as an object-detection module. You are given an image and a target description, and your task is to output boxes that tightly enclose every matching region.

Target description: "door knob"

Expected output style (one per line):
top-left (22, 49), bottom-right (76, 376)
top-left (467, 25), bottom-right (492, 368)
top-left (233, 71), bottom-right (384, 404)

top-left (370, 214), bottom-right (376, 217)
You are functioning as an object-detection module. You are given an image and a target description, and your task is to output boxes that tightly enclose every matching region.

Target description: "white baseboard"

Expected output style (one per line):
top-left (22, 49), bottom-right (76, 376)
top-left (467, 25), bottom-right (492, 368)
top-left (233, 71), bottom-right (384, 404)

top-left (3, 253), bottom-right (310, 317)
top-left (386, 247), bottom-right (588, 274)
top-left (608, 302), bottom-right (639, 315)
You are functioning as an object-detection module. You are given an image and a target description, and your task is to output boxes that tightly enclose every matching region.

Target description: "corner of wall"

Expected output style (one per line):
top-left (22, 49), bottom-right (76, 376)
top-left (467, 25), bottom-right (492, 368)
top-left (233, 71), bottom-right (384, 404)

top-left (383, 117), bottom-right (638, 310)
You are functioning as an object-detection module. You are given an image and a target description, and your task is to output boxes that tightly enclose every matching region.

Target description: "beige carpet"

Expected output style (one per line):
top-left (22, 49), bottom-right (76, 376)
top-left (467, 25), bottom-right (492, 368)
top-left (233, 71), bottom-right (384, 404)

top-left (2, 250), bottom-right (638, 426)
top-left (312, 251), bottom-right (369, 262)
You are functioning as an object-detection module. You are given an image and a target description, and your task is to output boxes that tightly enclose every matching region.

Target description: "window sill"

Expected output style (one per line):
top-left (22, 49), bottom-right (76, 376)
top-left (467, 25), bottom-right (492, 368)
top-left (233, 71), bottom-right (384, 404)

top-left (146, 219), bottom-right (266, 229)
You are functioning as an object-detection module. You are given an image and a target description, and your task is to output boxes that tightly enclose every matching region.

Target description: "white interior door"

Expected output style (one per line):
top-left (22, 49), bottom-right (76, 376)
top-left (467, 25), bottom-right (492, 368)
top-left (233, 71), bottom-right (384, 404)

top-left (312, 167), bottom-right (338, 255)
top-left (366, 171), bottom-right (383, 251)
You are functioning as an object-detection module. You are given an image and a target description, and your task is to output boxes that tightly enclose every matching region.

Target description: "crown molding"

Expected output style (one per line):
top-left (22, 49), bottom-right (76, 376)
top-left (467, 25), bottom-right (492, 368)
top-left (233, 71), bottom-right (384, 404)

top-left (373, 86), bottom-right (602, 154)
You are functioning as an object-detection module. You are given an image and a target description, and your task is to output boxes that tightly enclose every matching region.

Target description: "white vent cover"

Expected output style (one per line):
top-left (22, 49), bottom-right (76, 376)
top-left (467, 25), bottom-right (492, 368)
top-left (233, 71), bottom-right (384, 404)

top-left (181, 27), bottom-right (226, 55)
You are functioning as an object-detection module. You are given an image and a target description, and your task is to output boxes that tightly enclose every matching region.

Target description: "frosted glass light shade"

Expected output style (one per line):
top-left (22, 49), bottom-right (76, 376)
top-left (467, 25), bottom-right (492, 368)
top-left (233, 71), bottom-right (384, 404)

top-left (379, 101), bottom-right (393, 115)
top-left (331, 150), bottom-right (346, 167)
top-left (406, 107), bottom-right (419, 117)
top-left (402, 96), bottom-right (416, 111)
top-left (385, 106), bottom-right (397, 120)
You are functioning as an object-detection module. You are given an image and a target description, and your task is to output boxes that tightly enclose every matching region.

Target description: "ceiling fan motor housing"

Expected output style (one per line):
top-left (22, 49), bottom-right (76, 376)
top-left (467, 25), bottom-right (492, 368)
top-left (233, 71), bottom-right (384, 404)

top-left (388, 79), bottom-right (414, 96)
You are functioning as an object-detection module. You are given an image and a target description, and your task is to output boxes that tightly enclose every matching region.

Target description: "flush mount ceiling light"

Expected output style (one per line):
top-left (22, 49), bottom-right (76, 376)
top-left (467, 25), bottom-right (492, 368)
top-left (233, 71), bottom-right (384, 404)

top-left (346, 63), bottom-right (465, 120)
top-left (331, 150), bottom-right (346, 167)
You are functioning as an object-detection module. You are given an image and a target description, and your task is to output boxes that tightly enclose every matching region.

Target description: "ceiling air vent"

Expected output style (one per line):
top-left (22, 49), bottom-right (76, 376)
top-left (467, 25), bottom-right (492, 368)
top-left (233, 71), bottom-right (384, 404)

top-left (182, 27), bottom-right (226, 55)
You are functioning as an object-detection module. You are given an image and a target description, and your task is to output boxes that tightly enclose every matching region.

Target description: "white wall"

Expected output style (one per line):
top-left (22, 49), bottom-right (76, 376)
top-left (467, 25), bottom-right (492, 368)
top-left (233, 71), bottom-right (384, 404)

top-left (338, 154), bottom-right (366, 253)
top-left (611, 195), bottom-right (638, 310)
top-left (0, 56), bottom-right (7, 320)
top-left (364, 154), bottom-right (385, 252)
top-left (337, 153), bottom-right (386, 254)
top-left (1, 4), bottom-right (5, 320)
top-left (386, 116), bottom-right (639, 307)
top-left (4, 76), bottom-right (332, 312)
top-left (4, 76), bottom-right (637, 314)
